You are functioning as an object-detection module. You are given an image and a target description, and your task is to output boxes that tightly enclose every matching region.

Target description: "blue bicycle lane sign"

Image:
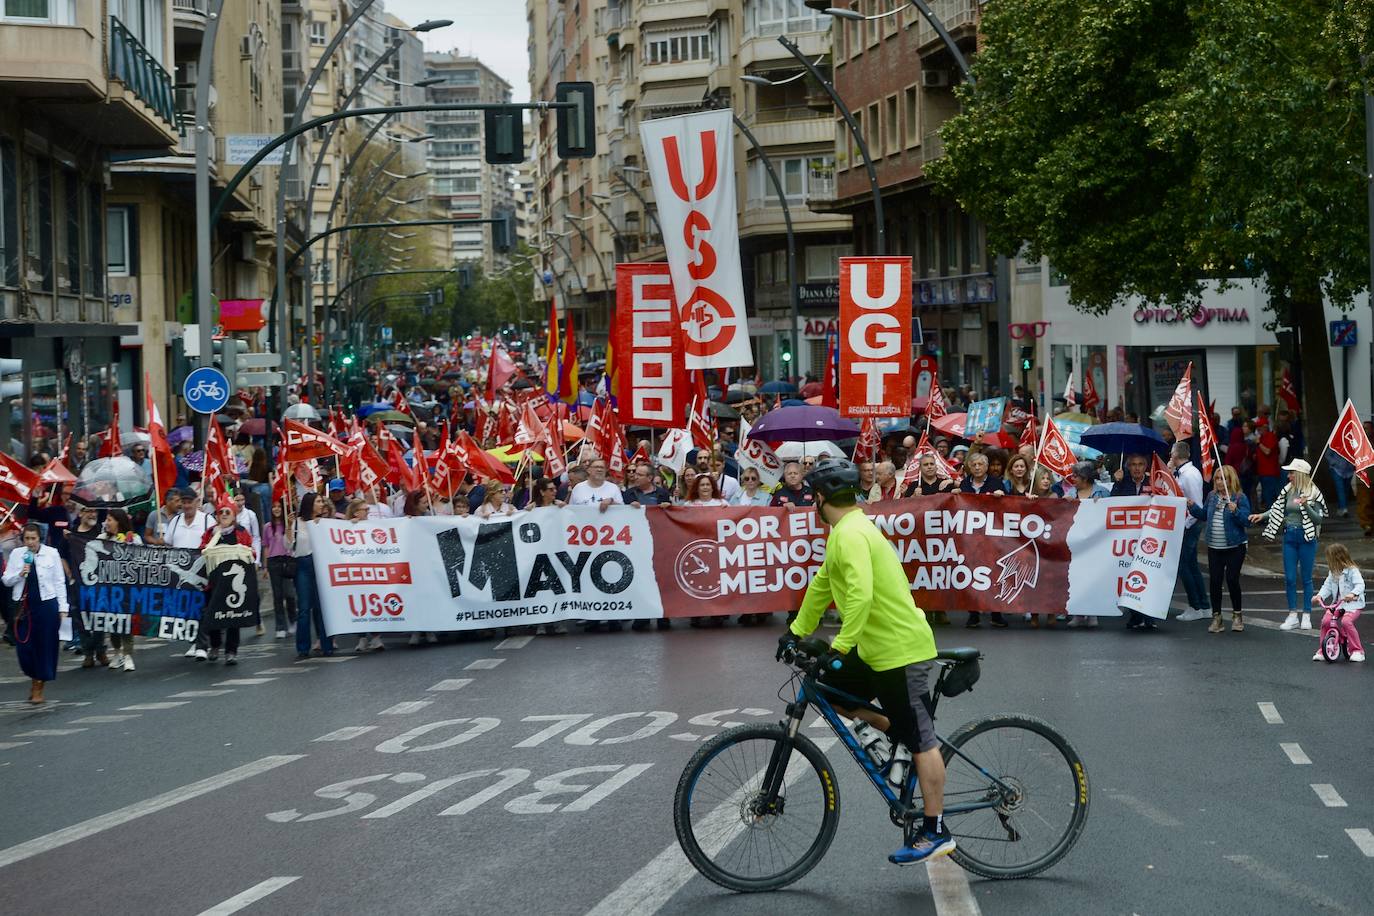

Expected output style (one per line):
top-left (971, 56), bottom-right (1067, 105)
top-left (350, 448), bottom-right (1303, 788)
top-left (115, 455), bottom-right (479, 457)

top-left (183, 366), bottom-right (232, 415)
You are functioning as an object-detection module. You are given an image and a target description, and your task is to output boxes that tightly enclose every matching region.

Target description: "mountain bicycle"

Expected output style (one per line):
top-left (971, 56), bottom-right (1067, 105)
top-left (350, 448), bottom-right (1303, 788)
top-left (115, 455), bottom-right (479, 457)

top-left (673, 644), bottom-right (1090, 891)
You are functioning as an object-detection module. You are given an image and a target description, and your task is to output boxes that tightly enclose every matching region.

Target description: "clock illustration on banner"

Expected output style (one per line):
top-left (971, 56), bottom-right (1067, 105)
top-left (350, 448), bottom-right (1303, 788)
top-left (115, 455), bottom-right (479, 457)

top-left (674, 538), bottom-right (721, 600)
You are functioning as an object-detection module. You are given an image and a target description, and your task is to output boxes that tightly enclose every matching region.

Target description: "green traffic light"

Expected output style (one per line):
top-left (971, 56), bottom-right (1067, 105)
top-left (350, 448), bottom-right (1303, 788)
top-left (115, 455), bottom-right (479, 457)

top-left (342, 355), bottom-right (355, 366)
top-left (781, 352), bottom-right (792, 362)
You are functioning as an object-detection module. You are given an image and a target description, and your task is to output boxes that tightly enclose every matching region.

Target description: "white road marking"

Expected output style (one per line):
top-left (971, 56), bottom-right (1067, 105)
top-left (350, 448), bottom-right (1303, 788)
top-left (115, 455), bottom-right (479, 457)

top-left (379, 700), bottom-right (433, 715)
top-left (0, 676), bottom-right (32, 685)
top-left (313, 726), bottom-right (378, 742)
top-left (194, 876), bottom-right (300, 916)
top-left (0, 755), bottom-right (304, 869)
top-left (1257, 702), bottom-right (1283, 724)
top-left (0, 741), bottom-right (31, 750)
top-left (1107, 792), bottom-right (1183, 828)
top-left (213, 678), bottom-right (278, 686)
top-left (583, 735), bottom-right (837, 916)
top-left (121, 702), bottom-right (190, 711)
top-left (13, 728), bottom-right (87, 737)
top-left (1243, 617), bottom-right (1319, 637)
top-left (495, 635), bottom-right (533, 649)
top-left (1347, 828), bottom-right (1374, 857)
top-left (1311, 784), bottom-right (1347, 808)
top-left (668, 733), bottom-right (703, 742)
top-left (255, 668), bottom-right (310, 675)
top-left (1224, 854), bottom-right (1357, 914)
top-left (427, 679), bottom-right (473, 691)
top-left (464, 658), bottom-right (505, 670)
top-left (929, 856), bottom-right (982, 916)
top-left (170, 690), bottom-right (235, 698)
top-left (297, 656), bottom-right (356, 663)
top-left (70, 715), bottom-right (141, 724)
top-left (1281, 743), bottom-right (1312, 765)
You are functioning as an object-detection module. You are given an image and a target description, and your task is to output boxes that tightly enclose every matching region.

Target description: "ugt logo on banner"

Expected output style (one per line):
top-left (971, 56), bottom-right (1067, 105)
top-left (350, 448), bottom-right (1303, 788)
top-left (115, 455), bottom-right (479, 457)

top-left (838, 256), bottom-right (912, 417)
top-left (613, 263), bottom-right (690, 428)
top-left (639, 110), bottom-right (754, 369)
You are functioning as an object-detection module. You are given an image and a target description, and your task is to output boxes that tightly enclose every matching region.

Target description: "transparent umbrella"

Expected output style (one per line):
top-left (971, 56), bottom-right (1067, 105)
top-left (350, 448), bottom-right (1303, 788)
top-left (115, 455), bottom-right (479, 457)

top-left (283, 402), bottom-right (322, 421)
top-left (71, 457), bottom-right (152, 508)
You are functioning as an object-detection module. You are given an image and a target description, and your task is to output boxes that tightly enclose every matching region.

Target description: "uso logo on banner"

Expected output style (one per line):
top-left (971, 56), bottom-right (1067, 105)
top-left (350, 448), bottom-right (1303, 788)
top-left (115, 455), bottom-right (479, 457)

top-left (639, 110), bottom-right (753, 369)
top-left (613, 263), bottom-right (690, 428)
top-left (838, 256), bottom-right (912, 417)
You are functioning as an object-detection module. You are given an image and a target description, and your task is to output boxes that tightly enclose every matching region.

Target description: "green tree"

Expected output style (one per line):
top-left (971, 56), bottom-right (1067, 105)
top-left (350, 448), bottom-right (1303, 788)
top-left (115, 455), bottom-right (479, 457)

top-left (930, 0), bottom-right (1371, 440)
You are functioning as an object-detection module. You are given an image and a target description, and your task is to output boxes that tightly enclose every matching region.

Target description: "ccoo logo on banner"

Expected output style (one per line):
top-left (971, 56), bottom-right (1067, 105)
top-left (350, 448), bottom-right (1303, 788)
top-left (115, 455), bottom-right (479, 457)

top-left (838, 256), bottom-right (912, 417)
top-left (639, 110), bottom-right (753, 369)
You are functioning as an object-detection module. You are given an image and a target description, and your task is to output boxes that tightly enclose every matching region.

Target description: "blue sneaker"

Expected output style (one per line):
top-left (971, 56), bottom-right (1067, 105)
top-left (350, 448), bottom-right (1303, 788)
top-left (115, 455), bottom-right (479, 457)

top-left (888, 830), bottom-right (956, 866)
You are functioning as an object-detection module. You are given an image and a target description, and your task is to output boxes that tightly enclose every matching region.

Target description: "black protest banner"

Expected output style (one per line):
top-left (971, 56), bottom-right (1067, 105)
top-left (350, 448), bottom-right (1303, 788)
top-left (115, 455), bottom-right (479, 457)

top-left (203, 552), bottom-right (261, 630)
top-left (71, 535), bottom-right (207, 641)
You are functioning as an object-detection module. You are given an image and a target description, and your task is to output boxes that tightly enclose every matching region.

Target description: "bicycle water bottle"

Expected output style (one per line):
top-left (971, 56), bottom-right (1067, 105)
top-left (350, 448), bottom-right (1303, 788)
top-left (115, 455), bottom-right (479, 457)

top-left (851, 720), bottom-right (885, 758)
top-left (886, 756), bottom-right (910, 791)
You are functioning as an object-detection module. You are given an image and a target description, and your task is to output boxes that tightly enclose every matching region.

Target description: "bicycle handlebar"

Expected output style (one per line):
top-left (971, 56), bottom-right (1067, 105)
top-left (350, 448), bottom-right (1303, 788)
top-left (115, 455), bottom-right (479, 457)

top-left (779, 645), bottom-right (843, 678)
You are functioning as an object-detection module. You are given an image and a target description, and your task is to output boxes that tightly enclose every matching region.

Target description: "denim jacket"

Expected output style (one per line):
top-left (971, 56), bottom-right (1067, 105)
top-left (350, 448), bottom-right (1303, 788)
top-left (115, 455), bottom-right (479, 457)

top-left (1189, 491), bottom-right (1251, 547)
top-left (1317, 567), bottom-right (1365, 611)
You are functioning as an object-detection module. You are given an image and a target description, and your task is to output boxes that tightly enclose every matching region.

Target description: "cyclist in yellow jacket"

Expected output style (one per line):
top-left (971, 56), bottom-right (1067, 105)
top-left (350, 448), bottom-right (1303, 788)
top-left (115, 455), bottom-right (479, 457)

top-left (777, 457), bottom-right (952, 865)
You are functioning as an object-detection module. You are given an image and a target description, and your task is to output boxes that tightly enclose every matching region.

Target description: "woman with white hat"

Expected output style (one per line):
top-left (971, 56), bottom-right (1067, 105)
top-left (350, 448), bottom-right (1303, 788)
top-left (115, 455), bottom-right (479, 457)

top-left (1250, 458), bottom-right (1326, 630)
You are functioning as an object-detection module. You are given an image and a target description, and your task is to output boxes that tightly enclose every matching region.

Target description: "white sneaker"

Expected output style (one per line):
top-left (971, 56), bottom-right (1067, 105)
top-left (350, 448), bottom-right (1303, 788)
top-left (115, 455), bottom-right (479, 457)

top-left (1351, 651), bottom-right (1365, 662)
top-left (355, 637), bottom-right (370, 654)
top-left (1313, 650), bottom-right (1324, 661)
top-left (408, 633), bottom-right (421, 646)
top-left (1279, 612), bottom-right (1300, 630)
top-left (109, 654), bottom-right (125, 670)
top-left (1300, 614), bottom-right (1312, 630)
top-left (183, 646), bottom-right (198, 658)
top-left (1177, 608), bottom-right (1211, 622)
top-left (275, 630), bottom-right (287, 639)
top-left (1065, 617), bottom-right (1081, 629)
top-left (368, 636), bottom-right (385, 651)
top-left (1086, 617), bottom-right (1099, 628)
top-left (194, 648), bottom-right (208, 660)
top-left (425, 632), bottom-right (438, 644)
top-left (122, 655), bottom-right (135, 672)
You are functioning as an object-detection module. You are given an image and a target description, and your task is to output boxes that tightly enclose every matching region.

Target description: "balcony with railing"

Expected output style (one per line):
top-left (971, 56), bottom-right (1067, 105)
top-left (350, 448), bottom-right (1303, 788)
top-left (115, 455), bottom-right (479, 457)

top-left (915, 0), bottom-right (979, 52)
top-left (172, 0), bottom-right (208, 42)
top-left (922, 128), bottom-right (944, 163)
top-left (109, 16), bottom-right (179, 131)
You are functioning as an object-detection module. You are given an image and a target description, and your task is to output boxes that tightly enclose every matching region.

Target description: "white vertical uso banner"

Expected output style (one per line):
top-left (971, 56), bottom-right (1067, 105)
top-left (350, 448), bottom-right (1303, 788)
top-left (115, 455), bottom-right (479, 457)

top-left (639, 110), bottom-right (754, 369)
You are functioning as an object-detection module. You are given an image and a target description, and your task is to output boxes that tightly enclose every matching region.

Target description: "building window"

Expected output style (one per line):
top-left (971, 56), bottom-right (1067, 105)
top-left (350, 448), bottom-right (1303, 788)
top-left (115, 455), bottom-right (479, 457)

top-left (645, 30), bottom-right (712, 65)
top-left (884, 94), bottom-right (898, 156)
top-left (110, 0), bottom-right (165, 67)
top-left (106, 206), bottom-right (133, 278)
top-left (904, 84), bottom-right (919, 147)
top-left (59, 167), bottom-right (79, 294)
top-left (866, 102), bottom-right (880, 159)
top-left (2, 0), bottom-right (74, 23)
top-left (0, 139), bottom-right (15, 287)
top-left (309, 21), bottom-right (327, 46)
top-left (746, 155), bottom-right (835, 207)
top-left (743, 0), bottom-right (828, 39)
top-left (805, 243), bottom-right (851, 281)
top-left (24, 154), bottom-right (53, 292)
top-left (86, 180), bottom-right (102, 296)
top-left (312, 162), bottom-right (331, 189)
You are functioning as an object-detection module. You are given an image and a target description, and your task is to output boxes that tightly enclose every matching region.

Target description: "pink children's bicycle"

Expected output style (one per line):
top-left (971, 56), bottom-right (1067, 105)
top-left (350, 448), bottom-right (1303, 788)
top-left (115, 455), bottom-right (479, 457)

top-left (1317, 597), bottom-right (1353, 663)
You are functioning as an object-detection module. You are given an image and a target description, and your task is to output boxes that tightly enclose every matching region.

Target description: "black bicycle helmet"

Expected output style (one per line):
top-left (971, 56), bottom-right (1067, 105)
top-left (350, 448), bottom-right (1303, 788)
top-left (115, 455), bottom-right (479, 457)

top-left (805, 457), bottom-right (861, 500)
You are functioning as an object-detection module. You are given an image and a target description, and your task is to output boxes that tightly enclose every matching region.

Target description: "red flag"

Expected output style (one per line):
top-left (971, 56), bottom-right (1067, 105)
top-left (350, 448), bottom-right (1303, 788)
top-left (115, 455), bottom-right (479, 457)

top-left (820, 333), bottom-right (838, 410)
top-left (391, 391), bottom-right (413, 416)
top-left (558, 309), bottom-right (579, 401)
top-left (202, 421), bottom-right (234, 505)
top-left (411, 430), bottom-right (432, 488)
top-left (925, 380), bottom-right (949, 421)
top-left (98, 399), bottom-right (122, 458)
top-left (1035, 416), bottom-right (1077, 479)
top-left (281, 418), bottom-right (351, 463)
top-left (688, 397), bottom-right (715, 452)
top-left (1277, 366), bottom-right (1300, 415)
top-left (145, 376), bottom-right (177, 502)
top-left (293, 459), bottom-right (320, 494)
top-left (514, 402), bottom-right (548, 451)
top-left (1163, 363), bottom-right (1193, 439)
top-left (270, 463), bottom-right (290, 508)
top-left (1150, 453), bottom-right (1182, 497)
top-left (455, 430), bottom-right (515, 484)
top-left (1195, 391), bottom-right (1218, 479)
top-left (852, 418), bottom-right (881, 463)
top-left (344, 431), bottom-right (390, 493)
top-left (1082, 371), bottom-right (1101, 416)
top-left (1328, 399), bottom-right (1374, 486)
top-left (487, 344), bottom-right (518, 401)
top-left (328, 407), bottom-right (347, 439)
top-left (627, 440), bottom-right (651, 468)
top-left (543, 416), bottom-right (568, 478)
top-left (0, 451), bottom-right (42, 503)
top-left (915, 430), bottom-right (959, 481)
top-left (1061, 373), bottom-right (1078, 411)
top-left (38, 459), bottom-right (76, 486)
top-left (1019, 416), bottom-right (1038, 449)
top-left (56, 432), bottom-right (72, 466)
top-left (494, 400), bottom-right (517, 445)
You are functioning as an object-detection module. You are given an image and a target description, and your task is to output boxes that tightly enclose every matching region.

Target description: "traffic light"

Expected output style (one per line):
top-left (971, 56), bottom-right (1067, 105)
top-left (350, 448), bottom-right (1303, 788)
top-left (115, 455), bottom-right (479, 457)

top-left (484, 107), bottom-right (524, 164)
top-left (213, 338), bottom-right (248, 393)
top-left (0, 357), bottom-right (22, 399)
top-left (555, 81), bottom-right (596, 159)
top-left (492, 209), bottom-right (514, 252)
top-left (779, 337), bottom-right (792, 365)
top-left (1019, 345), bottom-right (1034, 372)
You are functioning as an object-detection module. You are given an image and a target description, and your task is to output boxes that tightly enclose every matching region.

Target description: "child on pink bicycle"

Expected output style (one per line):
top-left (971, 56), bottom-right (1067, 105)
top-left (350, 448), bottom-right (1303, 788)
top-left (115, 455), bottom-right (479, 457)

top-left (1311, 544), bottom-right (1365, 663)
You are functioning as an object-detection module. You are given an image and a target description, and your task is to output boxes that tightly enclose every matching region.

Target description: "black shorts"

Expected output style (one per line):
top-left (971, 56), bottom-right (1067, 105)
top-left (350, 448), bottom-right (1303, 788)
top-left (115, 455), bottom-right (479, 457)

top-left (820, 653), bottom-right (938, 753)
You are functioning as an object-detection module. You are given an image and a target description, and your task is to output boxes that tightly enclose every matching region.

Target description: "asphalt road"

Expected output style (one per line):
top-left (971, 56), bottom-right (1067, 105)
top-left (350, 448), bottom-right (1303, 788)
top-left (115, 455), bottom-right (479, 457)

top-left (0, 591), bottom-right (1370, 916)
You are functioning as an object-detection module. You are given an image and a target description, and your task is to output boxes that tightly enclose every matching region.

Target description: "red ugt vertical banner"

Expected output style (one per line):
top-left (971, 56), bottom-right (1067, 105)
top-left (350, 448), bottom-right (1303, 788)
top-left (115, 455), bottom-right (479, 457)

top-left (838, 256), bottom-right (912, 417)
top-left (613, 263), bottom-right (691, 428)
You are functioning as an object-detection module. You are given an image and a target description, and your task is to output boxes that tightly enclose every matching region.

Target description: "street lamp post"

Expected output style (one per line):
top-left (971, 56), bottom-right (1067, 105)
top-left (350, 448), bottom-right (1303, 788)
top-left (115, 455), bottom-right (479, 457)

top-left (580, 198), bottom-right (627, 262)
top-left (613, 167), bottom-right (664, 243)
top-left (557, 223), bottom-right (614, 335)
top-left (192, 0), bottom-right (226, 451)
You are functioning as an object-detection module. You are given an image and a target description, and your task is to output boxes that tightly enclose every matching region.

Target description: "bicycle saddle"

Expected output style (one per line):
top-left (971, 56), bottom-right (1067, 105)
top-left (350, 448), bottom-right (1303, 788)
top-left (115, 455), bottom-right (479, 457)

top-left (936, 647), bottom-right (981, 662)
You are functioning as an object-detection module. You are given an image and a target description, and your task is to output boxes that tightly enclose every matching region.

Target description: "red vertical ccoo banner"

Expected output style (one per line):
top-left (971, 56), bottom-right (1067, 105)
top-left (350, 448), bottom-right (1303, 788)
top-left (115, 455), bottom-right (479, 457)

top-left (613, 263), bottom-right (691, 428)
top-left (838, 256), bottom-right (912, 417)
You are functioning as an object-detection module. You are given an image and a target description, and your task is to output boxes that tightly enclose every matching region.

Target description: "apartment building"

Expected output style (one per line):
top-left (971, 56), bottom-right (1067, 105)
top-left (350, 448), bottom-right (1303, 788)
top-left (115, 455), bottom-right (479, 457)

top-left (109, 0), bottom-right (287, 422)
top-left (0, 0), bottom-right (180, 457)
top-left (825, 0), bottom-right (1012, 392)
top-left (527, 0), bottom-right (852, 371)
top-left (424, 53), bottom-right (516, 275)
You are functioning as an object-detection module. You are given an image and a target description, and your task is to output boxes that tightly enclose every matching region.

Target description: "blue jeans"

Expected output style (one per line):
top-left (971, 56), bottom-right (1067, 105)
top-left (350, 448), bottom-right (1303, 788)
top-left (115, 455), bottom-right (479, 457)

top-left (1177, 523), bottom-right (1209, 610)
top-left (1332, 476), bottom-right (1352, 514)
top-left (294, 557), bottom-right (332, 656)
top-left (1282, 527), bottom-right (1317, 612)
top-left (1259, 476), bottom-right (1282, 511)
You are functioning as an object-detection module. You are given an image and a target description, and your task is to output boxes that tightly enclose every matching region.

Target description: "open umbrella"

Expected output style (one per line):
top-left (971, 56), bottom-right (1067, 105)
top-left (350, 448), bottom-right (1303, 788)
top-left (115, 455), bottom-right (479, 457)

top-left (781, 398), bottom-right (807, 408)
top-left (180, 451), bottom-right (251, 475)
top-left (71, 457), bottom-right (152, 508)
top-left (369, 410), bottom-right (416, 424)
top-left (760, 380), bottom-right (798, 395)
top-left (239, 418), bottom-right (268, 436)
top-left (488, 444), bottom-right (544, 463)
top-left (706, 386), bottom-right (724, 401)
top-left (356, 403), bottom-right (391, 419)
top-left (283, 402), bottom-right (321, 421)
top-left (167, 425), bottom-right (194, 447)
top-left (774, 440), bottom-right (845, 460)
top-left (723, 389), bottom-right (753, 404)
top-left (728, 382), bottom-right (758, 396)
top-left (799, 381), bottom-right (823, 399)
top-left (386, 424), bottom-right (415, 438)
top-left (708, 401), bottom-right (740, 420)
top-left (122, 429), bottom-right (151, 448)
top-left (1080, 422), bottom-right (1168, 457)
top-left (746, 405), bottom-right (860, 442)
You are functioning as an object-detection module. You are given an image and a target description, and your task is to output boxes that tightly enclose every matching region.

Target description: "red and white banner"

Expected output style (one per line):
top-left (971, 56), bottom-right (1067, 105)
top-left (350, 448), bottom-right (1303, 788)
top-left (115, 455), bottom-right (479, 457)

top-left (613, 263), bottom-right (690, 427)
top-left (1036, 416), bottom-right (1078, 479)
top-left (1327, 398), bottom-right (1374, 484)
top-left (736, 416), bottom-right (783, 487)
top-left (639, 110), bottom-right (753, 369)
top-left (1150, 454), bottom-right (1182, 497)
top-left (1163, 363), bottom-right (1193, 439)
top-left (313, 496), bottom-right (1186, 633)
top-left (838, 256), bottom-right (912, 417)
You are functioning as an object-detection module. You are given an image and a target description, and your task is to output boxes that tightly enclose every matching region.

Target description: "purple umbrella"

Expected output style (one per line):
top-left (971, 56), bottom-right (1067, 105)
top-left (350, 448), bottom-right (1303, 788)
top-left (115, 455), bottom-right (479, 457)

top-left (745, 405), bottom-right (861, 443)
top-left (181, 451), bottom-right (251, 474)
top-left (167, 425), bottom-right (194, 447)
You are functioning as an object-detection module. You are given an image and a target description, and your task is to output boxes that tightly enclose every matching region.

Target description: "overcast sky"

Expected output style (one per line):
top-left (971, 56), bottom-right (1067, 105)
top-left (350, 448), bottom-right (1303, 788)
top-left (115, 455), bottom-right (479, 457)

top-left (383, 2), bottom-right (531, 101)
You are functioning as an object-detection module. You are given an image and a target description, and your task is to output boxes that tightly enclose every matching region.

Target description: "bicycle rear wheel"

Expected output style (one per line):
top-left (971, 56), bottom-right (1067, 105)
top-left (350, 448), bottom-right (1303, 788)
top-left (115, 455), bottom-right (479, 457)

top-left (940, 714), bottom-right (1089, 879)
top-left (673, 724), bottom-right (840, 892)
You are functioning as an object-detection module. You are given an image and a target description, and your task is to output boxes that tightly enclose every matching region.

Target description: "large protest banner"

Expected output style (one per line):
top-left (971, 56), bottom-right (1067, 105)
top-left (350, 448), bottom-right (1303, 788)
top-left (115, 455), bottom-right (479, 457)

top-left (70, 536), bottom-right (207, 641)
top-left (313, 496), bottom-right (1187, 634)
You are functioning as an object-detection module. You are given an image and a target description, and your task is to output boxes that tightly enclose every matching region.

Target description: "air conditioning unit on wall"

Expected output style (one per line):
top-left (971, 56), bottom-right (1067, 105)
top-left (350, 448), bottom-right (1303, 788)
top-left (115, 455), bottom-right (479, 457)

top-left (922, 70), bottom-right (950, 89)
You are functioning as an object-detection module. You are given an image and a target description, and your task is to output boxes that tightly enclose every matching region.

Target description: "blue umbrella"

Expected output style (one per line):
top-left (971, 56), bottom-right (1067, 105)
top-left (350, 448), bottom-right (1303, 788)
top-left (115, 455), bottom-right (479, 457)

top-left (760, 380), bottom-right (798, 394)
top-left (1079, 422), bottom-right (1168, 457)
top-left (356, 402), bottom-right (390, 418)
top-left (780, 398), bottom-right (807, 408)
top-left (575, 391), bottom-right (597, 408)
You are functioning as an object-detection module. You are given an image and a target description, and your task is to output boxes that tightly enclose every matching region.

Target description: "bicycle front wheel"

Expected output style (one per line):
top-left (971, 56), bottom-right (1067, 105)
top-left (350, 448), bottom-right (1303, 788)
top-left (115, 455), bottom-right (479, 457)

top-left (940, 714), bottom-right (1089, 879)
top-left (673, 724), bottom-right (840, 892)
